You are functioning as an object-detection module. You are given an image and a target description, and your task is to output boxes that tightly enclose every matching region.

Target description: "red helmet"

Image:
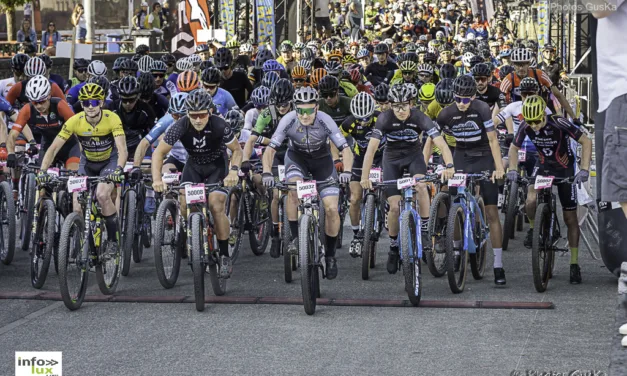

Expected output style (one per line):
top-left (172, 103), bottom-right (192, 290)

top-left (349, 69), bottom-right (361, 84)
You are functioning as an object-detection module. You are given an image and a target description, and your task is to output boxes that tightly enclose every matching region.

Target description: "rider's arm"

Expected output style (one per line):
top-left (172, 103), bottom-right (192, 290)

top-left (5, 82), bottom-right (21, 106)
top-left (261, 146), bottom-right (275, 174)
top-left (40, 136), bottom-right (67, 171)
top-left (578, 134), bottom-right (592, 171)
top-left (423, 136), bottom-right (433, 166)
top-left (431, 135), bottom-right (454, 167)
top-left (242, 134), bottom-right (257, 164)
top-left (360, 137), bottom-right (381, 182)
top-left (226, 138), bottom-right (243, 169)
top-left (151, 141), bottom-right (173, 182)
top-left (8, 105), bottom-right (31, 154)
top-left (133, 139), bottom-right (151, 167)
top-left (507, 142), bottom-right (520, 171)
top-left (324, 113), bottom-right (353, 171)
top-left (330, 142), bottom-right (340, 161)
top-left (550, 86), bottom-right (576, 119)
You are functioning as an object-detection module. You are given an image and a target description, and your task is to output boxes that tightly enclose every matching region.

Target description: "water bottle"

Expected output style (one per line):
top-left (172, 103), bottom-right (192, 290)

top-left (144, 188), bottom-right (156, 214)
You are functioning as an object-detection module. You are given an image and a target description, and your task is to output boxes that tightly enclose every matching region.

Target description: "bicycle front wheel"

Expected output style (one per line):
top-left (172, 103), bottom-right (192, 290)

top-left (96, 222), bottom-right (122, 295)
top-left (249, 192), bottom-right (270, 255)
top-left (0, 181), bottom-right (16, 265)
top-left (470, 197), bottom-right (488, 280)
top-left (400, 210), bottom-right (422, 306)
top-left (361, 194), bottom-right (376, 281)
top-left (446, 203), bottom-right (468, 294)
top-left (20, 173), bottom-right (36, 251)
top-left (58, 212), bottom-right (88, 310)
top-left (31, 199), bottom-right (56, 289)
top-left (190, 213), bottom-right (206, 311)
top-left (299, 213), bottom-right (317, 315)
top-left (154, 199), bottom-right (181, 289)
top-left (120, 190), bottom-right (137, 276)
top-left (502, 179), bottom-right (519, 250)
top-left (532, 203), bottom-right (552, 292)
top-left (427, 192), bottom-right (449, 277)
top-left (281, 195), bottom-right (294, 283)
top-left (225, 187), bottom-right (244, 263)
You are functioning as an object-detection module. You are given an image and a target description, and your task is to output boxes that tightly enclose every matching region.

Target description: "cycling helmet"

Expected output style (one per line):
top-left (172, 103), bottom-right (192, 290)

top-left (185, 89), bottom-right (213, 112)
top-left (374, 43), bottom-right (389, 54)
top-left (177, 70), bottom-right (199, 92)
top-left (356, 48), bottom-right (370, 59)
top-left (131, 54), bottom-right (142, 62)
top-left (225, 39), bottom-right (240, 49)
top-left (419, 83), bottom-right (436, 102)
top-left (350, 92), bottom-right (375, 119)
top-left (262, 59), bottom-right (284, 72)
top-left (405, 43), bottom-right (417, 53)
top-left (522, 95), bottom-right (546, 122)
top-left (78, 83), bottom-right (105, 101)
top-left (424, 52), bottom-right (438, 64)
top-left (291, 65), bottom-right (307, 80)
top-left (293, 86), bottom-right (319, 104)
top-left (343, 55), bottom-right (356, 66)
top-left (349, 69), bottom-right (361, 84)
top-left (24, 57), bottom-right (47, 77)
top-left (542, 43), bottom-right (556, 51)
top-left (279, 43), bottom-right (293, 53)
top-left (138, 72), bottom-right (155, 97)
top-left (138, 55), bottom-right (154, 73)
top-left (270, 79), bottom-right (295, 104)
top-left (214, 47), bottom-right (233, 69)
top-left (468, 55), bottom-right (484, 68)
top-left (498, 65), bottom-right (515, 79)
top-left (318, 75), bottom-right (339, 93)
top-left (439, 63), bottom-right (457, 79)
top-left (300, 47), bottom-right (314, 62)
top-left (240, 43), bottom-right (253, 53)
top-left (310, 68), bottom-right (327, 86)
top-left (11, 53), bottom-right (29, 71)
top-left (118, 76), bottom-right (139, 96)
top-left (38, 54), bottom-right (53, 69)
top-left (86, 60), bottom-right (107, 77)
top-left (201, 67), bottom-right (221, 84)
top-left (199, 60), bottom-right (214, 72)
top-left (254, 49), bottom-right (275, 70)
top-left (406, 83), bottom-right (419, 99)
top-left (176, 58), bottom-right (193, 72)
top-left (169, 92), bottom-right (189, 114)
top-left (388, 84), bottom-right (413, 103)
top-left (196, 44), bottom-right (209, 53)
top-left (150, 60), bottom-right (168, 73)
top-left (261, 71), bottom-right (280, 89)
top-left (113, 57), bottom-right (128, 72)
top-left (324, 61), bottom-right (342, 76)
top-left (399, 60), bottom-right (418, 73)
top-left (471, 63), bottom-right (492, 77)
top-left (520, 77), bottom-right (539, 93)
top-left (120, 59), bottom-right (139, 73)
top-left (435, 79), bottom-right (454, 105)
top-left (293, 42), bottom-right (305, 51)
top-left (135, 44), bottom-right (150, 55)
top-left (25, 75), bottom-right (51, 102)
top-left (461, 52), bottom-right (475, 67)
top-left (161, 54), bottom-right (176, 65)
top-left (187, 54), bottom-right (203, 66)
top-left (499, 49), bottom-right (512, 58)
top-left (417, 63), bottom-right (434, 75)
top-left (479, 49), bottom-right (492, 60)
top-left (250, 86), bottom-right (271, 107)
top-left (510, 48), bottom-right (532, 63)
top-left (225, 108), bottom-right (245, 132)
top-left (87, 75), bottom-right (110, 95)
top-left (328, 52), bottom-right (343, 62)
top-left (373, 83), bottom-right (389, 102)
top-left (530, 57), bottom-right (537, 68)
top-left (297, 59), bottom-right (312, 72)
top-left (452, 75), bottom-right (477, 97)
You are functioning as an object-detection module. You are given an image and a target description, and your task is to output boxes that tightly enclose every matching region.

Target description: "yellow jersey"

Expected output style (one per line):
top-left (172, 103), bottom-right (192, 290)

top-left (58, 110), bottom-right (125, 162)
top-left (426, 101), bottom-right (456, 149)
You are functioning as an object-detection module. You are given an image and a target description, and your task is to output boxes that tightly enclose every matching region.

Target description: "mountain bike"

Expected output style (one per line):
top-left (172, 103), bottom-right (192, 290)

top-left (502, 150), bottom-right (528, 250)
top-left (426, 165), bottom-right (449, 278)
top-left (0, 159), bottom-right (15, 266)
top-left (357, 167), bottom-right (383, 281)
top-left (275, 179), bottom-right (299, 283)
top-left (336, 182), bottom-right (349, 249)
top-left (16, 150), bottom-right (38, 251)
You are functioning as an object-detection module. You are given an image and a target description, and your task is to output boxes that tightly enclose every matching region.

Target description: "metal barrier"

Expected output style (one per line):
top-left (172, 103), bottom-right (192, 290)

top-left (564, 74), bottom-right (594, 126)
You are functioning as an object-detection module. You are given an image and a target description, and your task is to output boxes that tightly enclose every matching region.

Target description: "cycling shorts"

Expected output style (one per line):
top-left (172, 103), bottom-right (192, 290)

top-left (78, 155), bottom-right (118, 178)
top-left (284, 150), bottom-right (339, 198)
top-left (452, 149), bottom-right (499, 206)
top-left (164, 155), bottom-right (185, 173)
top-left (181, 156), bottom-right (228, 194)
top-left (382, 151), bottom-right (427, 197)
top-left (39, 140), bottom-right (80, 168)
top-left (532, 163), bottom-right (577, 211)
top-left (351, 154), bottom-right (382, 182)
top-left (270, 151), bottom-right (285, 176)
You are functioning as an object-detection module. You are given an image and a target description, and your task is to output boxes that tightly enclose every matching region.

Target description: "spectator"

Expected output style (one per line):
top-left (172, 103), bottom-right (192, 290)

top-left (71, 4), bottom-right (87, 43)
top-left (147, 2), bottom-right (165, 30)
top-left (17, 19), bottom-right (37, 51)
top-left (349, 0), bottom-right (362, 42)
top-left (41, 21), bottom-right (60, 54)
top-left (133, 2), bottom-right (150, 29)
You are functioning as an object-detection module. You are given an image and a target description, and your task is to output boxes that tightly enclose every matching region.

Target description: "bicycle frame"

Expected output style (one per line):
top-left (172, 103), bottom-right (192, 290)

top-left (360, 187), bottom-right (384, 242)
top-left (450, 174), bottom-right (490, 255)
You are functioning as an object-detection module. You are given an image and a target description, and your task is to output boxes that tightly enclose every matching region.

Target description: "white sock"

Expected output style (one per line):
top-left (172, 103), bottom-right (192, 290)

top-left (453, 240), bottom-right (462, 248)
top-left (352, 225), bottom-right (360, 231)
top-left (493, 248), bottom-right (503, 268)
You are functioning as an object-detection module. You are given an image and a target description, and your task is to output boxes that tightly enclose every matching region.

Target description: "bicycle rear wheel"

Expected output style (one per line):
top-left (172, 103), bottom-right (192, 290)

top-left (299, 213), bottom-right (317, 315)
top-left (20, 173), bottom-right (36, 251)
top-left (249, 192), bottom-right (270, 255)
top-left (154, 199), bottom-right (181, 289)
top-left (58, 212), bottom-right (88, 310)
top-left (361, 194), bottom-right (376, 280)
top-left (281, 195), bottom-right (294, 283)
top-left (532, 203), bottom-right (552, 292)
top-left (502, 179), bottom-right (518, 250)
top-left (446, 203), bottom-right (468, 294)
top-left (96, 221), bottom-right (122, 295)
top-left (400, 210), bottom-right (422, 306)
top-left (0, 181), bottom-right (16, 265)
top-left (427, 192), bottom-right (449, 277)
top-left (226, 188), bottom-right (244, 263)
top-left (121, 190), bottom-right (137, 276)
top-left (190, 213), bottom-right (206, 311)
top-left (336, 186), bottom-right (347, 248)
top-left (31, 200), bottom-right (56, 289)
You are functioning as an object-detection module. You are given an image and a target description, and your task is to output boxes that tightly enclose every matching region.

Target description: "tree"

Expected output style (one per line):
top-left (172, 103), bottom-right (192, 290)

top-left (0, 0), bottom-right (29, 41)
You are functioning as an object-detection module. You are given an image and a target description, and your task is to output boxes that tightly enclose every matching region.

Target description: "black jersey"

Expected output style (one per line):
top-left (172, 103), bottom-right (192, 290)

top-left (475, 85), bottom-right (507, 110)
top-left (164, 115), bottom-right (236, 164)
top-left (109, 100), bottom-right (156, 149)
top-left (513, 114), bottom-right (583, 170)
top-left (436, 99), bottom-right (494, 151)
top-left (340, 111), bottom-right (384, 157)
top-left (372, 108), bottom-right (440, 155)
top-left (365, 60), bottom-right (398, 87)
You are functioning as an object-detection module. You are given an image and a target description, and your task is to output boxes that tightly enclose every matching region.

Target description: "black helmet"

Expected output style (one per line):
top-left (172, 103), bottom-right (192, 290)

top-left (137, 72), bottom-right (155, 98)
top-left (135, 44), bottom-right (150, 55)
top-left (279, 43), bottom-right (293, 53)
top-left (150, 60), bottom-right (168, 73)
top-left (374, 43), bottom-right (389, 54)
top-left (519, 77), bottom-right (539, 93)
top-left (318, 75), bottom-right (339, 93)
top-left (225, 109), bottom-right (245, 132)
top-left (214, 47), bottom-right (233, 69)
top-left (254, 49), bottom-right (275, 70)
top-left (87, 75), bottom-right (111, 94)
top-left (161, 54), bottom-right (176, 64)
top-left (300, 47), bottom-right (314, 61)
top-left (118, 76), bottom-right (139, 96)
top-left (38, 54), bottom-right (53, 69)
top-left (199, 60), bottom-right (214, 71)
top-left (113, 57), bottom-right (128, 72)
top-left (324, 61), bottom-right (342, 76)
top-left (131, 54), bottom-right (142, 62)
top-left (452, 75), bottom-right (477, 97)
top-left (185, 89), bottom-right (213, 112)
top-left (120, 59), bottom-right (138, 73)
top-left (424, 52), bottom-right (438, 64)
top-left (498, 65), bottom-right (515, 79)
top-left (11, 53), bottom-right (29, 71)
top-left (468, 55), bottom-right (484, 68)
top-left (373, 83), bottom-right (389, 102)
top-left (479, 49), bottom-right (492, 59)
top-left (270, 78), bottom-right (295, 104)
top-left (435, 79), bottom-right (454, 105)
top-left (439, 63), bottom-right (457, 79)
top-left (388, 84), bottom-right (413, 103)
top-left (471, 63), bottom-right (492, 77)
top-left (73, 58), bottom-right (90, 69)
top-left (201, 67), bottom-right (221, 84)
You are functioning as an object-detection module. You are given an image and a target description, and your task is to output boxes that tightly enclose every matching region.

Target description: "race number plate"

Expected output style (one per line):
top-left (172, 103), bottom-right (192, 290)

top-left (67, 176), bottom-right (88, 193)
top-left (47, 168), bottom-right (60, 177)
top-left (278, 165), bottom-right (286, 182)
top-left (185, 184), bottom-right (206, 204)
top-left (162, 172), bottom-right (181, 184)
top-left (296, 181), bottom-right (317, 199)
top-left (397, 177), bottom-right (415, 190)
top-left (254, 147), bottom-right (263, 158)
top-left (497, 193), bottom-right (505, 207)
top-left (448, 173), bottom-right (467, 188)
top-left (518, 150), bottom-right (526, 162)
top-left (369, 168), bottom-right (382, 183)
top-left (534, 175), bottom-right (554, 190)
top-left (435, 165), bottom-right (445, 175)
top-left (124, 162), bottom-right (134, 173)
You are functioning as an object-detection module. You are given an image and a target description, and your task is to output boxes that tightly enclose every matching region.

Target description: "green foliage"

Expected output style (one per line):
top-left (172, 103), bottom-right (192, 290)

top-left (0, 0), bottom-right (29, 12)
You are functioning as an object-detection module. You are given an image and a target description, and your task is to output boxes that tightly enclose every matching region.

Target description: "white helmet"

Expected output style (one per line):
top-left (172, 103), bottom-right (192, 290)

top-left (25, 75), bottom-right (51, 102)
top-left (138, 55), bottom-right (154, 73)
top-left (462, 52), bottom-right (475, 67)
top-left (187, 54), bottom-right (202, 65)
top-left (240, 43), bottom-right (253, 53)
top-left (293, 86), bottom-right (319, 104)
top-left (176, 58), bottom-right (193, 72)
top-left (466, 33), bottom-right (475, 40)
top-left (510, 48), bottom-right (532, 63)
top-left (87, 60), bottom-right (107, 76)
top-left (24, 57), bottom-right (47, 78)
top-left (350, 92), bottom-right (375, 119)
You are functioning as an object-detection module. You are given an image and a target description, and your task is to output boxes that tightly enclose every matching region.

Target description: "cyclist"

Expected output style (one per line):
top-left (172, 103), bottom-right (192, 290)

top-left (66, 60), bottom-right (107, 105)
top-left (161, 54), bottom-right (177, 80)
top-left (200, 67), bottom-right (237, 116)
top-left (317, 75), bottom-right (352, 127)
top-left (365, 43), bottom-right (397, 86)
top-left (391, 60), bottom-right (420, 86)
top-left (0, 53), bottom-right (28, 98)
top-left (176, 70), bottom-right (199, 93)
top-left (151, 60), bottom-right (178, 99)
top-left (435, 75), bottom-right (507, 285)
top-left (276, 42), bottom-right (297, 73)
top-left (65, 58), bottom-right (90, 91)
top-left (507, 95), bottom-right (592, 284)
top-left (471, 63), bottom-right (506, 115)
top-left (71, 75), bottom-right (111, 113)
top-left (215, 47), bottom-right (253, 108)
top-left (38, 83), bottom-right (128, 256)
top-left (244, 86), bottom-right (270, 132)
top-left (241, 79), bottom-right (294, 258)
top-left (6, 57), bottom-right (65, 109)
top-left (373, 83), bottom-right (391, 112)
top-left (418, 83), bottom-right (436, 112)
top-left (151, 90), bottom-right (242, 278)
top-left (538, 44), bottom-right (568, 88)
top-left (360, 84), bottom-right (455, 275)
top-left (260, 86), bottom-right (353, 279)
top-left (138, 72), bottom-right (168, 119)
top-left (291, 66), bottom-right (309, 89)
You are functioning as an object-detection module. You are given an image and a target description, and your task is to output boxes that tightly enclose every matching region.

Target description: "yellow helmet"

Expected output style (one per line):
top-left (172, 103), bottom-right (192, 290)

top-left (419, 83), bottom-right (436, 102)
top-left (78, 83), bottom-right (105, 101)
top-left (522, 95), bottom-right (546, 122)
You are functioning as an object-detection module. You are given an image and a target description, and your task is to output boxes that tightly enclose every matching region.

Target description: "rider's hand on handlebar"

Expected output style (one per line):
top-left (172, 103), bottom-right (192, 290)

top-left (240, 160), bottom-right (251, 174)
top-left (573, 169), bottom-right (589, 188)
top-left (224, 170), bottom-right (239, 187)
top-left (107, 167), bottom-right (125, 183)
top-left (339, 171), bottom-right (352, 184)
top-left (36, 171), bottom-right (50, 184)
top-left (262, 172), bottom-right (274, 188)
top-left (506, 169), bottom-right (519, 182)
top-left (6, 154), bottom-right (16, 169)
top-left (492, 168), bottom-right (505, 183)
top-left (360, 178), bottom-right (373, 190)
top-left (441, 167), bottom-right (455, 183)
top-left (504, 133), bottom-right (514, 147)
top-left (334, 159), bottom-right (344, 173)
top-left (153, 180), bottom-right (166, 193)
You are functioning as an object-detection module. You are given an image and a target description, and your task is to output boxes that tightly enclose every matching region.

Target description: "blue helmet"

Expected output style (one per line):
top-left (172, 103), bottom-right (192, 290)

top-left (169, 92), bottom-right (189, 115)
top-left (262, 59), bottom-right (284, 73)
top-left (250, 86), bottom-right (271, 108)
top-left (261, 71), bottom-right (280, 89)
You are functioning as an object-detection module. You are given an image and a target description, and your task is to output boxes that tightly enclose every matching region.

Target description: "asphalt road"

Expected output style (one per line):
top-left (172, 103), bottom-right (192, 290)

top-left (0, 215), bottom-right (617, 376)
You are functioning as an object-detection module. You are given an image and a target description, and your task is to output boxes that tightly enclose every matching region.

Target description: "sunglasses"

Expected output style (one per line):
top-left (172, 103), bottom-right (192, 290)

top-left (454, 96), bottom-right (472, 104)
top-left (32, 98), bottom-right (49, 105)
top-left (276, 102), bottom-right (291, 109)
top-left (76, 68), bottom-right (87, 73)
top-left (296, 107), bottom-right (316, 115)
top-left (521, 92), bottom-right (535, 97)
top-left (418, 73), bottom-right (432, 78)
top-left (392, 102), bottom-right (410, 110)
top-left (171, 113), bottom-right (183, 120)
top-left (513, 62), bottom-right (529, 67)
top-left (356, 116), bottom-right (372, 123)
top-left (475, 76), bottom-right (489, 83)
top-left (81, 99), bottom-right (100, 108)
top-left (166, 63), bottom-right (174, 68)
top-left (321, 92), bottom-right (337, 99)
top-left (121, 96), bottom-right (138, 104)
top-left (188, 112), bottom-right (209, 120)
top-left (255, 105), bottom-right (267, 110)
top-left (152, 73), bottom-right (165, 78)
top-left (527, 119), bottom-right (543, 126)
top-left (218, 66), bottom-right (230, 71)
top-left (293, 78), bottom-right (306, 83)
top-left (49, 24), bottom-right (55, 27)
top-left (203, 84), bottom-right (218, 90)
top-left (401, 71), bottom-right (414, 75)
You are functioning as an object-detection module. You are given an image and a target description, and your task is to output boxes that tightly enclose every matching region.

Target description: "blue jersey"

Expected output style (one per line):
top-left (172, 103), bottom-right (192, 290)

top-left (0, 96), bottom-right (16, 117)
top-left (146, 113), bottom-right (187, 162)
top-left (66, 82), bottom-right (85, 105)
top-left (155, 80), bottom-right (178, 98)
top-left (211, 88), bottom-right (236, 116)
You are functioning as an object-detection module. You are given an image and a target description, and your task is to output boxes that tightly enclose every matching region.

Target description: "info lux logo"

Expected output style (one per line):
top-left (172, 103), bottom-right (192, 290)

top-left (15, 352), bottom-right (62, 376)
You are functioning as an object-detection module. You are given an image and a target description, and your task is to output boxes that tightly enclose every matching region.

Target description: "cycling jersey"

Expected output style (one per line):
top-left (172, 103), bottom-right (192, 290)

top-left (6, 79), bottom-right (65, 109)
top-left (143, 92), bottom-right (169, 119)
top-left (58, 110), bottom-right (125, 162)
top-left (66, 81), bottom-right (85, 105)
top-left (110, 100), bottom-right (157, 153)
top-left (244, 108), bottom-right (261, 131)
top-left (496, 101), bottom-right (554, 152)
top-left (220, 71), bottom-right (253, 108)
top-left (365, 60), bottom-right (398, 86)
top-left (145, 113), bottom-right (187, 163)
top-left (252, 106), bottom-right (290, 154)
top-left (49, 74), bottom-right (65, 92)
top-left (339, 111), bottom-right (384, 157)
top-left (210, 88), bottom-right (237, 116)
top-left (499, 69), bottom-right (553, 103)
top-left (513, 114), bottom-right (582, 170)
top-left (0, 96), bottom-right (17, 119)
top-left (425, 101), bottom-right (456, 150)
top-left (372, 108), bottom-right (440, 155)
top-left (318, 96), bottom-right (352, 126)
top-left (0, 77), bottom-right (16, 98)
top-left (163, 115), bottom-right (236, 164)
top-left (338, 81), bottom-right (358, 98)
top-left (13, 98), bottom-right (74, 141)
top-left (475, 85), bottom-right (507, 110)
top-left (435, 100), bottom-right (494, 151)
top-left (155, 80), bottom-right (178, 98)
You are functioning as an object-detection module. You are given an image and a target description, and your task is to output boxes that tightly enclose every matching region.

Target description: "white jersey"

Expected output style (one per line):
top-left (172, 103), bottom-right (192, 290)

top-left (497, 101), bottom-right (552, 150)
top-left (244, 108), bottom-right (261, 131)
top-left (0, 77), bottom-right (16, 99)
